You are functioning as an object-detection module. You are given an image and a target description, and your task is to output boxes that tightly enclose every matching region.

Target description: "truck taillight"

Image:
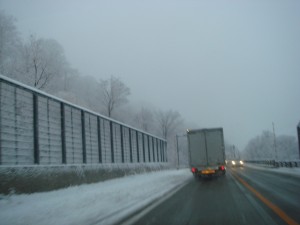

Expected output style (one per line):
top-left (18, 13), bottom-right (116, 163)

top-left (191, 167), bottom-right (197, 173)
top-left (219, 165), bottom-right (225, 171)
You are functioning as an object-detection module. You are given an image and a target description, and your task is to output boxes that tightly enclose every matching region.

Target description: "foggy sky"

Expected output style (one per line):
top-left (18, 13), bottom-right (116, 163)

top-left (1, 0), bottom-right (300, 150)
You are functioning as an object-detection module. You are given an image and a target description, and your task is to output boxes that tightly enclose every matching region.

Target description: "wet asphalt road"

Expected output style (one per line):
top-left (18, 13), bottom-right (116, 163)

top-left (127, 166), bottom-right (300, 225)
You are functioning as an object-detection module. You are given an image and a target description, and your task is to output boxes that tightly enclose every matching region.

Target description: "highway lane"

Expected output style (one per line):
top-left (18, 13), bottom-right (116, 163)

top-left (120, 166), bottom-right (300, 225)
top-left (232, 166), bottom-right (300, 224)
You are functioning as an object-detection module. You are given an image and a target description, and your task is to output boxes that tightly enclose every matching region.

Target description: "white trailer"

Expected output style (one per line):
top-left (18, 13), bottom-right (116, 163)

top-left (187, 128), bottom-right (226, 177)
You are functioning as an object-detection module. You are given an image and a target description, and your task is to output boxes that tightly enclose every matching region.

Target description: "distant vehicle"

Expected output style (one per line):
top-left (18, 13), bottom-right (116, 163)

top-left (187, 128), bottom-right (226, 178)
top-left (227, 160), bottom-right (244, 167)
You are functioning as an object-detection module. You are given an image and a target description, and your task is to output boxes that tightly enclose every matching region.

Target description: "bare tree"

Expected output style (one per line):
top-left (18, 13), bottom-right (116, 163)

top-left (98, 75), bottom-right (130, 118)
top-left (154, 109), bottom-right (184, 166)
top-left (19, 35), bottom-right (66, 90)
top-left (135, 107), bottom-right (154, 132)
top-left (155, 109), bottom-right (183, 140)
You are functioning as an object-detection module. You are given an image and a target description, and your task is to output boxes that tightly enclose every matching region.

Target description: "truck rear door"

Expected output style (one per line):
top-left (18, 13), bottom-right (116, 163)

top-left (206, 129), bottom-right (225, 166)
top-left (189, 131), bottom-right (207, 167)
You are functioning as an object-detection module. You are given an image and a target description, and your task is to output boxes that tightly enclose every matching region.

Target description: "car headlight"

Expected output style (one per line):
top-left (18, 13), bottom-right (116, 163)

top-left (232, 161), bottom-right (236, 165)
top-left (239, 161), bottom-right (244, 165)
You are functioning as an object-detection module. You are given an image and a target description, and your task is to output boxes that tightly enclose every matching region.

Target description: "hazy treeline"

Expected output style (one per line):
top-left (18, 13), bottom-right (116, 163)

top-left (0, 11), bottom-right (188, 166)
top-left (225, 132), bottom-right (299, 161)
top-left (243, 131), bottom-right (299, 161)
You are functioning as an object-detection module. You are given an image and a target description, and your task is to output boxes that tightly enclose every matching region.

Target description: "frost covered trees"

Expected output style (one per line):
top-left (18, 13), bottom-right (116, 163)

top-left (19, 35), bottom-right (67, 90)
top-left (0, 12), bottom-right (69, 90)
top-left (0, 11), bottom-right (188, 151)
top-left (98, 76), bottom-right (130, 118)
top-left (155, 110), bottom-right (183, 140)
top-left (155, 110), bottom-right (184, 166)
top-left (0, 11), bottom-right (22, 77)
top-left (135, 107), bottom-right (154, 133)
top-left (243, 130), bottom-right (299, 160)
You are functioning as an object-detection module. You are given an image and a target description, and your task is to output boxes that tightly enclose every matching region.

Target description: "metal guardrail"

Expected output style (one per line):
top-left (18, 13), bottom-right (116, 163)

top-left (245, 160), bottom-right (300, 168)
top-left (0, 75), bottom-right (167, 165)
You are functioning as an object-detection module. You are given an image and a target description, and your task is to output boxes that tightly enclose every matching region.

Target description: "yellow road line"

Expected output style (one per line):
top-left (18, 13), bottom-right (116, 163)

top-left (233, 173), bottom-right (300, 225)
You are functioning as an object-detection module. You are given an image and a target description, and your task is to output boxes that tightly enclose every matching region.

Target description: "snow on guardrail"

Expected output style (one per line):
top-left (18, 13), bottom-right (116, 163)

top-left (245, 160), bottom-right (300, 168)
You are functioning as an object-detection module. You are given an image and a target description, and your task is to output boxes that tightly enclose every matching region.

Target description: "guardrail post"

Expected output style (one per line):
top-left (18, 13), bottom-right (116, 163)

top-left (97, 117), bottom-right (102, 163)
top-left (81, 110), bottom-right (86, 163)
top-left (33, 93), bottom-right (39, 164)
top-left (120, 125), bottom-right (124, 163)
top-left (152, 138), bottom-right (155, 162)
top-left (165, 142), bottom-right (168, 162)
top-left (110, 121), bottom-right (114, 163)
top-left (162, 141), bottom-right (165, 162)
top-left (156, 139), bottom-right (159, 162)
top-left (160, 140), bottom-right (163, 162)
top-left (142, 134), bottom-right (146, 162)
top-left (297, 122), bottom-right (300, 159)
top-left (129, 129), bottom-right (133, 163)
top-left (147, 136), bottom-right (151, 162)
top-left (136, 131), bottom-right (139, 162)
top-left (163, 141), bottom-right (165, 162)
top-left (0, 81), bottom-right (2, 164)
top-left (60, 103), bottom-right (66, 164)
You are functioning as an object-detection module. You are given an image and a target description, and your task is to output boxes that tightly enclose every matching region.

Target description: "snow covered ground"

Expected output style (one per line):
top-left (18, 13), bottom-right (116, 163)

top-left (1, 165), bottom-right (299, 225)
top-left (0, 169), bottom-right (192, 225)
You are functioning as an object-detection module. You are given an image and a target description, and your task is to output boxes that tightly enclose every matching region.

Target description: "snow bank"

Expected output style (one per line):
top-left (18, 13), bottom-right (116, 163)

top-left (0, 169), bottom-right (191, 225)
top-left (244, 163), bottom-right (300, 177)
top-left (0, 163), bottom-right (170, 194)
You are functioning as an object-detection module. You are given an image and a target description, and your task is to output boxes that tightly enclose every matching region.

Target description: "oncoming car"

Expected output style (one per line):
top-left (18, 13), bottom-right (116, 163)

top-left (226, 160), bottom-right (244, 167)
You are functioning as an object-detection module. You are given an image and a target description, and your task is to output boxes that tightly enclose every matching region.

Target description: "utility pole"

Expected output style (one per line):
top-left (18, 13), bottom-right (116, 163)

top-left (232, 145), bottom-right (236, 159)
top-left (297, 122), bottom-right (300, 159)
top-left (176, 135), bottom-right (179, 170)
top-left (272, 122), bottom-right (278, 160)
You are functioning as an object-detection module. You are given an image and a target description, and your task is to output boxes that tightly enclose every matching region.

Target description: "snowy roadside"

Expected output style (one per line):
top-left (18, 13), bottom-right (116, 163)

top-left (244, 163), bottom-right (300, 178)
top-left (0, 169), bottom-right (192, 225)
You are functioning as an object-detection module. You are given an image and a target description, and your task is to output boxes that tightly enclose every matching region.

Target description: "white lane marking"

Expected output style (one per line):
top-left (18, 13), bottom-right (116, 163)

top-left (117, 179), bottom-right (191, 225)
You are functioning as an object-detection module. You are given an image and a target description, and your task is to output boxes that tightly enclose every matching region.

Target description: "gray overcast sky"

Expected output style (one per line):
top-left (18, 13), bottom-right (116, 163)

top-left (1, 0), bottom-right (300, 150)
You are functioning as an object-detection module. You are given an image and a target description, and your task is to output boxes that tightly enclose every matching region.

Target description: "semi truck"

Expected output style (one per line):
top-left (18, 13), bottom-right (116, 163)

top-left (187, 128), bottom-right (226, 178)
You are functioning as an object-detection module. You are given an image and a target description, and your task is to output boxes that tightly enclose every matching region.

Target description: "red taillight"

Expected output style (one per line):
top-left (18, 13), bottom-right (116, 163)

top-left (191, 167), bottom-right (197, 173)
top-left (219, 165), bottom-right (225, 171)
